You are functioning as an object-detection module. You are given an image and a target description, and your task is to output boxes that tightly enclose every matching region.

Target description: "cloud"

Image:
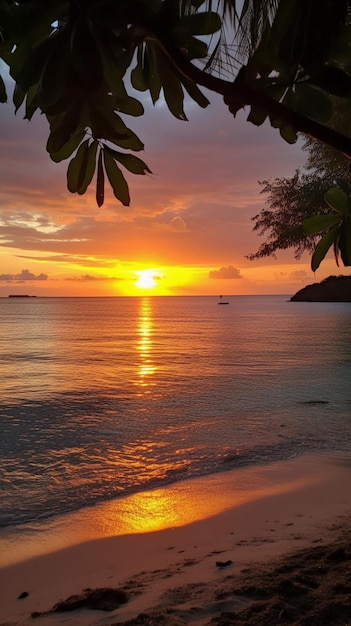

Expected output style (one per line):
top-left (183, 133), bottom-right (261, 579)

top-left (65, 274), bottom-right (121, 282)
top-left (17, 254), bottom-right (117, 268)
top-left (0, 269), bottom-right (48, 282)
top-left (209, 265), bottom-right (243, 279)
top-left (290, 270), bottom-right (309, 281)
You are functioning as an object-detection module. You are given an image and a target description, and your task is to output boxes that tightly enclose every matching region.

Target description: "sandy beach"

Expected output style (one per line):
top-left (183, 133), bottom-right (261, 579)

top-left (1, 453), bottom-right (351, 626)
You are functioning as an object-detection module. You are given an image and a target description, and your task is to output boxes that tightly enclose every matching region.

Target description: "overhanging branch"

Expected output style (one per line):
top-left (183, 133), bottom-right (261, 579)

top-left (156, 34), bottom-right (351, 159)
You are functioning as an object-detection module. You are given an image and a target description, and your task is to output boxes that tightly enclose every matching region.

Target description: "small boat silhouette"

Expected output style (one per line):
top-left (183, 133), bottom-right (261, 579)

top-left (218, 295), bottom-right (229, 305)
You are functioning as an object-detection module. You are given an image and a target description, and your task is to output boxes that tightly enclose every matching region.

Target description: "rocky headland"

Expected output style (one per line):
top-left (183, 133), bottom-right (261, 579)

top-left (290, 275), bottom-right (351, 301)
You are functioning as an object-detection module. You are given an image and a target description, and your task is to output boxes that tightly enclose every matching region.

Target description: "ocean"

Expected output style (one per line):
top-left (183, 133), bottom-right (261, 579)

top-left (1, 295), bottom-right (351, 537)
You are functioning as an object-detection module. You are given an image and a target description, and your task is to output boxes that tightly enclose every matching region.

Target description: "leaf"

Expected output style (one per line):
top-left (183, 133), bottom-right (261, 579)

top-left (90, 102), bottom-right (144, 151)
top-left (279, 124), bottom-right (297, 144)
top-left (67, 139), bottom-right (90, 194)
top-left (281, 87), bottom-right (297, 111)
top-left (311, 227), bottom-right (340, 272)
top-left (176, 12), bottom-right (222, 36)
top-left (181, 76), bottom-right (210, 108)
top-left (12, 35), bottom-right (56, 92)
top-left (46, 103), bottom-right (83, 155)
top-left (247, 106), bottom-right (267, 126)
top-left (39, 31), bottom-right (72, 110)
top-left (325, 186), bottom-right (351, 214)
top-left (86, 39), bottom-right (142, 116)
top-left (78, 140), bottom-right (98, 194)
top-left (92, 29), bottom-right (143, 116)
top-left (225, 93), bottom-right (245, 117)
top-left (109, 41), bottom-right (134, 76)
top-left (335, 179), bottom-right (351, 196)
top-left (89, 106), bottom-right (129, 141)
top-left (294, 84), bottom-right (333, 123)
top-left (266, 83), bottom-right (287, 102)
top-left (282, 83), bottom-right (333, 125)
top-left (131, 46), bottom-right (148, 92)
top-left (71, 18), bottom-right (103, 92)
top-left (96, 149), bottom-right (105, 207)
top-left (156, 51), bottom-right (187, 121)
top-left (13, 83), bottom-right (25, 112)
top-left (177, 35), bottom-right (208, 60)
top-left (338, 218), bottom-right (351, 266)
top-left (105, 146), bottom-right (152, 175)
top-left (50, 129), bottom-right (86, 163)
top-left (6, 2), bottom-right (65, 51)
top-left (103, 149), bottom-right (130, 206)
top-left (303, 213), bottom-right (341, 235)
top-left (24, 84), bottom-right (40, 120)
top-left (113, 93), bottom-right (144, 117)
top-left (93, 33), bottom-right (125, 95)
top-left (0, 75), bottom-right (7, 103)
top-left (314, 65), bottom-right (351, 98)
top-left (144, 43), bottom-right (162, 105)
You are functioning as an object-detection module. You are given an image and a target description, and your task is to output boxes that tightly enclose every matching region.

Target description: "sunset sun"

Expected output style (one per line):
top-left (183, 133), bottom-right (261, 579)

top-left (135, 270), bottom-right (157, 290)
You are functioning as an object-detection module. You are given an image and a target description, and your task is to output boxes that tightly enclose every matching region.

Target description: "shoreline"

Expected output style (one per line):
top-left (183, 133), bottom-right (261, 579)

top-left (1, 451), bottom-right (343, 568)
top-left (1, 453), bottom-right (351, 625)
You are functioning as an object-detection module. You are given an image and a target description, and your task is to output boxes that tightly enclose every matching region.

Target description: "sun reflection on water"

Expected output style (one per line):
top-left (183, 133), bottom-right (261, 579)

top-left (136, 298), bottom-right (156, 389)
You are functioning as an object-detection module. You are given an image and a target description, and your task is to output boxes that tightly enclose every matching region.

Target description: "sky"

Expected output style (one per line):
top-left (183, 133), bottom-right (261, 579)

top-left (0, 68), bottom-right (349, 297)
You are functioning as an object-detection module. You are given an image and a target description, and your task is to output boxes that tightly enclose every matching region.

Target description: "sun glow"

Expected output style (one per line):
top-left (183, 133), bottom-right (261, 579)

top-left (135, 269), bottom-right (157, 290)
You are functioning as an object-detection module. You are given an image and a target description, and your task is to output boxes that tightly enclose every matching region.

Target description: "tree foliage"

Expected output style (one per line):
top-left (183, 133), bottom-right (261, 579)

top-left (1, 0), bottom-right (351, 211)
top-left (248, 96), bottom-right (351, 268)
top-left (247, 170), bottom-right (334, 261)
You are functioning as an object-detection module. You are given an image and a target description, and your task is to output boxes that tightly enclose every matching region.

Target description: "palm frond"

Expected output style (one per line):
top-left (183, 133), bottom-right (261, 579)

top-left (179, 0), bottom-right (282, 78)
top-left (236, 0), bottom-right (280, 57)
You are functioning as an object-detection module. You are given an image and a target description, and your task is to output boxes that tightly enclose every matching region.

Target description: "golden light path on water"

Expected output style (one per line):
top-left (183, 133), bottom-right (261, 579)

top-left (136, 297), bottom-right (156, 388)
top-left (0, 456), bottom-right (324, 568)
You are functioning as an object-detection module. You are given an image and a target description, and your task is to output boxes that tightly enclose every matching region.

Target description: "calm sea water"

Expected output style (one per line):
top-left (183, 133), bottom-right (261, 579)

top-left (1, 295), bottom-right (351, 529)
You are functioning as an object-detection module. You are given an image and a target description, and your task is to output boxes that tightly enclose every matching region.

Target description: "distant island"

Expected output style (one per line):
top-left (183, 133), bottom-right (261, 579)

top-left (8, 294), bottom-right (37, 298)
top-left (290, 275), bottom-right (351, 302)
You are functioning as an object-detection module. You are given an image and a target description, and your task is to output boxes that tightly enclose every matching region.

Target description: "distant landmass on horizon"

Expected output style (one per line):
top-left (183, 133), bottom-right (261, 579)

top-left (291, 275), bottom-right (351, 302)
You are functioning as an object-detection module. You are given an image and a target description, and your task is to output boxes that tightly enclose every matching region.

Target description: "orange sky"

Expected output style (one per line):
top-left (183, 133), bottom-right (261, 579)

top-left (0, 75), bottom-right (348, 297)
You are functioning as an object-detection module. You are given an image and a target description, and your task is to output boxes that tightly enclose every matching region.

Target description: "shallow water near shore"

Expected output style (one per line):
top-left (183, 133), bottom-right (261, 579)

top-left (1, 453), bottom-right (347, 567)
top-left (1, 295), bottom-right (351, 560)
